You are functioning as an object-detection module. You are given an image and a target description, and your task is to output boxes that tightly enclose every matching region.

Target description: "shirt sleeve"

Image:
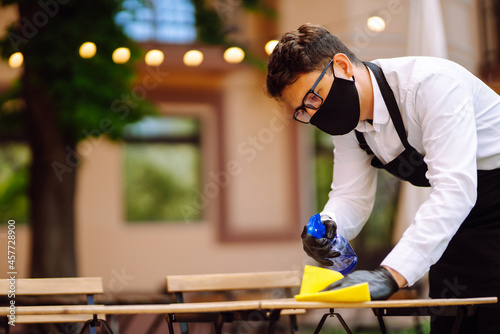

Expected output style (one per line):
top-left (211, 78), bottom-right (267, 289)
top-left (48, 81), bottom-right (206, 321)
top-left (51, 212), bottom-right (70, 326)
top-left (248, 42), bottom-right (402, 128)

top-left (381, 70), bottom-right (478, 286)
top-left (321, 131), bottom-right (378, 240)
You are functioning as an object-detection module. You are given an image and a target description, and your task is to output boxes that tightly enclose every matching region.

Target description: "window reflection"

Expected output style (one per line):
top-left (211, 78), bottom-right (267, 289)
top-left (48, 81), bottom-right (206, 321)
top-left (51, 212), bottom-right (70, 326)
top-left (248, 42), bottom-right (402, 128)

top-left (116, 0), bottom-right (196, 44)
top-left (123, 116), bottom-right (202, 222)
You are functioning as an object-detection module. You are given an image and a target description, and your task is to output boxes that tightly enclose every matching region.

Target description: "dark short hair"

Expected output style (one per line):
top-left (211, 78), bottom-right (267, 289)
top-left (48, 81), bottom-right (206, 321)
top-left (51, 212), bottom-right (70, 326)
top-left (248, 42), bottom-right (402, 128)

top-left (265, 23), bottom-right (362, 99)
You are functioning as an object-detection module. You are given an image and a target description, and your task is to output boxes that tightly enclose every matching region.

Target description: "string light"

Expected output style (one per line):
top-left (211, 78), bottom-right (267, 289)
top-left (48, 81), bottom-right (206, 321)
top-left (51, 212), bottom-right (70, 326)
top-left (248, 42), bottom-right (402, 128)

top-left (367, 16), bottom-right (386, 32)
top-left (79, 42), bottom-right (96, 58)
top-left (33, 41), bottom-right (291, 66)
top-left (265, 40), bottom-right (278, 56)
top-left (8, 52), bottom-right (23, 68)
top-left (183, 50), bottom-right (203, 67)
top-left (223, 47), bottom-right (245, 64)
top-left (145, 49), bottom-right (164, 66)
top-left (112, 47), bottom-right (131, 64)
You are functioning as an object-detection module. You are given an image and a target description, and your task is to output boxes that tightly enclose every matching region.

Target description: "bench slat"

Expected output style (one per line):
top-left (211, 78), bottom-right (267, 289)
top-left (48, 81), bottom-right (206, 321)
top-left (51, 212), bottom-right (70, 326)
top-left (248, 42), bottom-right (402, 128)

top-left (16, 314), bottom-right (106, 324)
top-left (166, 271), bottom-right (301, 293)
top-left (0, 277), bottom-right (103, 296)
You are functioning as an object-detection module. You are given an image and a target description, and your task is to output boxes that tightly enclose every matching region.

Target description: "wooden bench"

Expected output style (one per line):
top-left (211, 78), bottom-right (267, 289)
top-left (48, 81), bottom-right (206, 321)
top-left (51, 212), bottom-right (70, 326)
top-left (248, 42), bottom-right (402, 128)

top-left (165, 270), bottom-right (305, 334)
top-left (0, 277), bottom-right (111, 334)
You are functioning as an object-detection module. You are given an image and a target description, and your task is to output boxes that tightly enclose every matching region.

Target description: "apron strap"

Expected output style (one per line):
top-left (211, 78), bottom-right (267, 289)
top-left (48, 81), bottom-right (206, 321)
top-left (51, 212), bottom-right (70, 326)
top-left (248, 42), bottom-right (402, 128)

top-left (363, 62), bottom-right (412, 149)
top-left (355, 130), bottom-right (374, 155)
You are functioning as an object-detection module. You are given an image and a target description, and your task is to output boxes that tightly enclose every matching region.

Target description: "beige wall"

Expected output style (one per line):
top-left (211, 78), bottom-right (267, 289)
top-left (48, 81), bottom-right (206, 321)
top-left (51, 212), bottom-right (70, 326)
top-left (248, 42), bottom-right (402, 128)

top-left (277, 0), bottom-right (481, 72)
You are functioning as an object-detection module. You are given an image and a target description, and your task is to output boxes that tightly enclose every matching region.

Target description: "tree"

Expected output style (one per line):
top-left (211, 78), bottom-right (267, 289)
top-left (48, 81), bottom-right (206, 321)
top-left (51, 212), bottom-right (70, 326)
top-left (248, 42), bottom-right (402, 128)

top-left (0, 0), bottom-right (155, 277)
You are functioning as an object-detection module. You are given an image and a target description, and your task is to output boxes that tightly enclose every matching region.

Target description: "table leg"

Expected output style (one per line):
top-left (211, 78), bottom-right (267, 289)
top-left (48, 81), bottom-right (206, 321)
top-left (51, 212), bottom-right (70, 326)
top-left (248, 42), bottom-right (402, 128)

top-left (98, 319), bottom-right (115, 334)
top-left (213, 313), bottom-right (224, 334)
top-left (313, 311), bottom-right (330, 334)
top-left (375, 314), bottom-right (387, 334)
top-left (314, 309), bottom-right (353, 334)
top-left (1, 317), bottom-right (10, 334)
top-left (79, 319), bottom-right (97, 334)
top-left (165, 314), bottom-right (175, 334)
top-left (451, 306), bottom-right (467, 334)
top-left (288, 313), bottom-right (298, 334)
top-left (267, 309), bottom-right (281, 334)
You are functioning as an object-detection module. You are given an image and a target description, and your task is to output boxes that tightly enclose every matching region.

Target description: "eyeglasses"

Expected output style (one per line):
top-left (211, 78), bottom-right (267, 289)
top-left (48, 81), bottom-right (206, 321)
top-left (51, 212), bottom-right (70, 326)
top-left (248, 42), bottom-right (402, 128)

top-left (293, 58), bottom-right (334, 124)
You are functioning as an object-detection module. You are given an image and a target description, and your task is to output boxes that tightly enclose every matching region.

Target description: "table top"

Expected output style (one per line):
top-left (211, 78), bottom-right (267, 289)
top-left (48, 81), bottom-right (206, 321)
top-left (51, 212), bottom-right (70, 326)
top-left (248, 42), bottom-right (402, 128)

top-left (1, 300), bottom-right (261, 316)
top-left (260, 297), bottom-right (498, 309)
top-left (1, 297), bottom-right (497, 316)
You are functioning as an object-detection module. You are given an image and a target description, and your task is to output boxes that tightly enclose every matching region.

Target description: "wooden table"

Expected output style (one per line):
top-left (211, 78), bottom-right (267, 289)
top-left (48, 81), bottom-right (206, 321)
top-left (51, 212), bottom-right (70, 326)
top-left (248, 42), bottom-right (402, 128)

top-left (1, 297), bottom-right (497, 334)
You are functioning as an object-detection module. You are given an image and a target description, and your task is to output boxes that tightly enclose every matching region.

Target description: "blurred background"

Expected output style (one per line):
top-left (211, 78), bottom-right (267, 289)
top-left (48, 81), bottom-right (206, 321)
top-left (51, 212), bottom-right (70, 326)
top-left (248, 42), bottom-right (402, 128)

top-left (0, 0), bottom-right (499, 332)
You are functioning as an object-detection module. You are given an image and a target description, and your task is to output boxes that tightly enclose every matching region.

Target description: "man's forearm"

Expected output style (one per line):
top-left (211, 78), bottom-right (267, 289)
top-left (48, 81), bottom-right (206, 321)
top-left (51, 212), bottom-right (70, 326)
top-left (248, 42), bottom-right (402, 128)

top-left (382, 265), bottom-right (408, 288)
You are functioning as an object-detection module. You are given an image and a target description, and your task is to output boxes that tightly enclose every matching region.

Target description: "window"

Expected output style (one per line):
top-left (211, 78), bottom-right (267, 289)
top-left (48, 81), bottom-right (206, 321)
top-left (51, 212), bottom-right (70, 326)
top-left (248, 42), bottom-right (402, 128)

top-left (0, 142), bottom-right (30, 224)
top-left (123, 115), bottom-right (202, 222)
top-left (116, 0), bottom-right (196, 43)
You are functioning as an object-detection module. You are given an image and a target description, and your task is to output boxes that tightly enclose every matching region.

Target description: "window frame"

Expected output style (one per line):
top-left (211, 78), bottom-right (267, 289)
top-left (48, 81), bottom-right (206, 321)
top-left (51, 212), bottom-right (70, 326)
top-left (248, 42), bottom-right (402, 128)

top-left (121, 102), bottom-right (217, 224)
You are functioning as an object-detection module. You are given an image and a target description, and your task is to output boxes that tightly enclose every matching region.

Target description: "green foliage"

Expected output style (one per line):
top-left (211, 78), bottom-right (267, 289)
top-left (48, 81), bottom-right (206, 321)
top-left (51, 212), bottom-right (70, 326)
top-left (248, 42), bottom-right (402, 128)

top-left (192, 0), bottom-right (227, 45)
top-left (0, 143), bottom-right (30, 223)
top-left (191, 0), bottom-right (275, 70)
top-left (361, 170), bottom-right (400, 249)
top-left (241, 48), bottom-right (268, 71)
top-left (124, 143), bottom-right (202, 222)
top-left (240, 0), bottom-right (277, 19)
top-left (0, 0), bottom-right (156, 144)
top-left (0, 81), bottom-right (24, 135)
top-left (314, 129), bottom-right (335, 212)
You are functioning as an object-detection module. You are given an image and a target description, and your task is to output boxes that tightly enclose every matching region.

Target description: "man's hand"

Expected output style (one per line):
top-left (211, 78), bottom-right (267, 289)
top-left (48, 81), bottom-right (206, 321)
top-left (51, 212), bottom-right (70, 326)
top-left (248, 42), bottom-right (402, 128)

top-left (320, 267), bottom-right (399, 300)
top-left (301, 217), bottom-right (338, 266)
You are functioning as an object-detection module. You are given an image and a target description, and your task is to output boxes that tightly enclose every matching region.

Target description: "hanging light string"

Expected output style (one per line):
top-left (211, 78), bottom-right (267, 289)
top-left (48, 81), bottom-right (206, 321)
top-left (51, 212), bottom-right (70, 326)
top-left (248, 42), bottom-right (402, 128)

top-left (7, 11), bottom-right (387, 69)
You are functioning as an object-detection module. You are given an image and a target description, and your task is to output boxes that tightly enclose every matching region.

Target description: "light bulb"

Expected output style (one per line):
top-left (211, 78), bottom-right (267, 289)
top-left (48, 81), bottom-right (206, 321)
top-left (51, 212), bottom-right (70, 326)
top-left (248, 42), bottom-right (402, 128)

top-left (183, 50), bottom-right (204, 67)
top-left (367, 16), bottom-right (386, 32)
top-left (112, 47), bottom-right (131, 64)
top-left (223, 47), bottom-right (245, 64)
top-left (265, 40), bottom-right (278, 56)
top-left (8, 52), bottom-right (23, 68)
top-left (79, 42), bottom-right (96, 58)
top-left (145, 49), bottom-right (164, 66)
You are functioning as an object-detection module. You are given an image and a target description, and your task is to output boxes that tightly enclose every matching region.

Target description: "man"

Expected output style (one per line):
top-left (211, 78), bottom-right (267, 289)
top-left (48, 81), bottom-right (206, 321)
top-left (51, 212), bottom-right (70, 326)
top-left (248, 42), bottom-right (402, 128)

top-left (266, 23), bottom-right (500, 333)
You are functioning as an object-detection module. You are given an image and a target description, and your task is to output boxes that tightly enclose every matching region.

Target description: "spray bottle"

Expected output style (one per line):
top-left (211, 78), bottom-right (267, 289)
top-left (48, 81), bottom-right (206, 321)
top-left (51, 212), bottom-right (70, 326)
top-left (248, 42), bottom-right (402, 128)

top-left (307, 213), bottom-right (357, 275)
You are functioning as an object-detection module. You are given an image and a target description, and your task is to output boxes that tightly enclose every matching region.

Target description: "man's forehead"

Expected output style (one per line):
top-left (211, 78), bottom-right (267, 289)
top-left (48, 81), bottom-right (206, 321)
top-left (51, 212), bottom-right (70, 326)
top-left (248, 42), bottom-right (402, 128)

top-left (282, 71), bottom-right (323, 107)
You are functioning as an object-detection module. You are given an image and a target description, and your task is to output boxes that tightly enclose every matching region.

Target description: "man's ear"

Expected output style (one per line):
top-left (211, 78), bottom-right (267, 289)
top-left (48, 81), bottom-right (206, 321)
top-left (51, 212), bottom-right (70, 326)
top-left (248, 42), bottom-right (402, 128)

top-left (333, 53), bottom-right (354, 78)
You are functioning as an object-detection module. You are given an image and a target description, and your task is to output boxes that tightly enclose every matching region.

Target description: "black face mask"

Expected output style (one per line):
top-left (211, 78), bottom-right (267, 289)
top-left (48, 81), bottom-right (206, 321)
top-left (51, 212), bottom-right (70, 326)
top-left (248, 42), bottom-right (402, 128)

top-left (310, 72), bottom-right (360, 136)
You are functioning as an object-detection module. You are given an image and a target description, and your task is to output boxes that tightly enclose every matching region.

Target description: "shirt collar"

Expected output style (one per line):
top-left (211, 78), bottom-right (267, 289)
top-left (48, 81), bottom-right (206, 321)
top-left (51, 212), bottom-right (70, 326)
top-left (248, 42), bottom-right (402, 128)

top-left (355, 66), bottom-right (390, 133)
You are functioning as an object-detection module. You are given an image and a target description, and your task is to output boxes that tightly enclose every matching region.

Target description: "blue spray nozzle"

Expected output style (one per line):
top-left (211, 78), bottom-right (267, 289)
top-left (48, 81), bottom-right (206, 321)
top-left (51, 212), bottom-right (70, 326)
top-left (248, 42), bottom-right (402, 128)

top-left (305, 213), bottom-right (357, 275)
top-left (306, 213), bottom-right (325, 239)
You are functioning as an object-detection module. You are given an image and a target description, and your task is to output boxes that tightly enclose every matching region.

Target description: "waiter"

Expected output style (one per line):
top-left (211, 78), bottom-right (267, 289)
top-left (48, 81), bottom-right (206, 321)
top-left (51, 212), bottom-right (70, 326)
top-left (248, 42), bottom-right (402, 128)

top-left (266, 23), bottom-right (500, 333)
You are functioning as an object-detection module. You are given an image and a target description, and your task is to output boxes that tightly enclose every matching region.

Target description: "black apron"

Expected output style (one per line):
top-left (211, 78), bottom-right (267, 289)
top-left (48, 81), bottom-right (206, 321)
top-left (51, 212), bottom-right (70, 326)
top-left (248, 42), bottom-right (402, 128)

top-left (356, 62), bottom-right (430, 187)
top-left (358, 62), bottom-right (500, 333)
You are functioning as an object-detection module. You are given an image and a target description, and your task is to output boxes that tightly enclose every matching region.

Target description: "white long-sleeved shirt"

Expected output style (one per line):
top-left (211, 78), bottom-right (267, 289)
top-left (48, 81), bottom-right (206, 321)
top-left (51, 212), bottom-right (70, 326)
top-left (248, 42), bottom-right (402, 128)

top-left (321, 56), bottom-right (500, 286)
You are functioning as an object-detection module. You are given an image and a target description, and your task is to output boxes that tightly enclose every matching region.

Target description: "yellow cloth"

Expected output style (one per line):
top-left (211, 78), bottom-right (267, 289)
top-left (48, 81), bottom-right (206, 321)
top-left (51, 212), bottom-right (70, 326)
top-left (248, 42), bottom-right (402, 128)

top-left (294, 265), bottom-right (370, 302)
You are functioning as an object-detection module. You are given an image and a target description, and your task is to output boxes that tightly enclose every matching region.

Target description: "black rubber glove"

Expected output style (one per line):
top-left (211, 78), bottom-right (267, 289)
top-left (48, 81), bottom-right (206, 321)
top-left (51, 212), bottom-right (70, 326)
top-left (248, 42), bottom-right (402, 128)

top-left (321, 267), bottom-right (399, 300)
top-left (301, 216), bottom-right (339, 266)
